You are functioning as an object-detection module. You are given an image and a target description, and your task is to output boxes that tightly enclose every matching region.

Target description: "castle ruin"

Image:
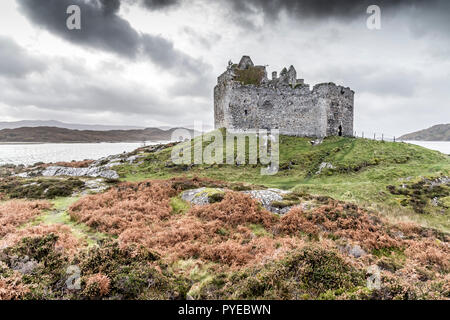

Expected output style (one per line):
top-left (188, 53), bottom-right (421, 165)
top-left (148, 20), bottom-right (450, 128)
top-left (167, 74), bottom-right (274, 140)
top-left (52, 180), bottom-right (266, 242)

top-left (214, 56), bottom-right (354, 137)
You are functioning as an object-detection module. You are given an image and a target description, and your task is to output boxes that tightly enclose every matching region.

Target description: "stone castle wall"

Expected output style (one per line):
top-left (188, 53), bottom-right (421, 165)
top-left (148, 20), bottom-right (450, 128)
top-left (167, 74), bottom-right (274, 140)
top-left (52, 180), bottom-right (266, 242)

top-left (214, 56), bottom-right (354, 138)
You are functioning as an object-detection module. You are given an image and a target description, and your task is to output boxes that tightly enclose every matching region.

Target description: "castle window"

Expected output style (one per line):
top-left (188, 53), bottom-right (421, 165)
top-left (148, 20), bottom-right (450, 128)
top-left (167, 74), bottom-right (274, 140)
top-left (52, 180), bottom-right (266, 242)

top-left (244, 110), bottom-right (248, 115)
top-left (338, 125), bottom-right (343, 136)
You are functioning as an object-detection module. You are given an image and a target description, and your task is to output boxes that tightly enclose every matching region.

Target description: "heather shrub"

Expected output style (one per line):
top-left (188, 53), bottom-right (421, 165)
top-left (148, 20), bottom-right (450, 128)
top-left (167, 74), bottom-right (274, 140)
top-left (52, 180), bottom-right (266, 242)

top-left (60, 178), bottom-right (449, 299)
top-left (53, 160), bottom-right (94, 168)
top-left (69, 181), bottom-right (176, 235)
top-left (0, 224), bottom-right (84, 256)
top-left (74, 241), bottom-right (185, 299)
top-left (0, 261), bottom-right (30, 300)
top-left (404, 240), bottom-right (449, 272)
top-left (190, 192), bottom-right (274, 227)
top-left (82, 273), bottom-right (111, 298)
top-left (0, 233), bottom-right (70, 299)
top-left (0, 273), bottom-right (30, 300)
top-left (0, 177), bottom-right (84, 199)
top-left (0, 200), bottom-right (51, 237)
top-left (196, 246), bottom-right (365, 299)
top-left (170, 176), bottom-right (228, 191)
top-left (279, 201), bottom-right (401, 250)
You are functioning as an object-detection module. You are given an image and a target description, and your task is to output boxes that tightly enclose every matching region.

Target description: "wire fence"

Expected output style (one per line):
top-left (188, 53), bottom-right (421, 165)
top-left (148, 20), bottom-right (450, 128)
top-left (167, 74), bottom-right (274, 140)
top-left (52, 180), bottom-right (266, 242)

top-left (353, 131), bottom-right (405, 143)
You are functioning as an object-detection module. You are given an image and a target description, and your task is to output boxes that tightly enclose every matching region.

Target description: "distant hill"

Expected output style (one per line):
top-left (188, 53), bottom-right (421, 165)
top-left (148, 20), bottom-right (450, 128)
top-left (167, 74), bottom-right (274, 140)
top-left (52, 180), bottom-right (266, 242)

top-left (0, 126), bottom-right (194, 143)
top-left (0, 120), bottom-right (145, 131)
top-left (399, 124), bottom-right (450, 141)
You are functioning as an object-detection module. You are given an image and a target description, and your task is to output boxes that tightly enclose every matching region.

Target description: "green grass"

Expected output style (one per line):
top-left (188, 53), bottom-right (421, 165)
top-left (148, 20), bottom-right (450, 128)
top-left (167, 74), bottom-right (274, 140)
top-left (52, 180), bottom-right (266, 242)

top-left (31, 196), bottom-right (110, 246)
top-left (169, 196), bottom-right (190, 214)
top-left (114, 131), bottom-right (450, 232)
top-left (248, 223), bottom-right (272, 237)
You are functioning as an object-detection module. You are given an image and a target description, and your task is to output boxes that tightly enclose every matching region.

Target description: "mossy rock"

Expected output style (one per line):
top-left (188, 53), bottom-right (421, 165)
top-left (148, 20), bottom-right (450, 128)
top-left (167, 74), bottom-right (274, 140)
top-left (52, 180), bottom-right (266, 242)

top-left (0, 177), bottom-right (85, 200)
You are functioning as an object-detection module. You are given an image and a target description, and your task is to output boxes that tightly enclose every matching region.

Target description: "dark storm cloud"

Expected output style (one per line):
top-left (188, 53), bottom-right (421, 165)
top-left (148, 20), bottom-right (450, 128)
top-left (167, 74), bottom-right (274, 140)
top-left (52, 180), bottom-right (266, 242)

top-left (0, 36), bottom-right (46, 78)
top-left (99, 0), bottom-right (121, 15)
top-left (224, 0), bottom-right (443, 20)
top-left (215, 0), bottom-right (450, 33)
top-left (17, 0), bottom-right (210, 78)
top-left (17, 0), bottom-right (140, 58)
top-left (141, 0), bottom-right (180, 10)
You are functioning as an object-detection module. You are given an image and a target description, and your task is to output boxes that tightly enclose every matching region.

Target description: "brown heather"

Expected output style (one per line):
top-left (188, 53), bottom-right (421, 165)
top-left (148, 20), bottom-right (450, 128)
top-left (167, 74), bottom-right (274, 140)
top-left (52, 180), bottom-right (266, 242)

top-left (62, 178), bottom-right (450, 298)
top-left (69, 181), bottom-right (176, 236)
top-left (190, 192), bottom-right (275, 227)
top-left (67, 179), bottom-right (450, 273)
top-left (37, 160), bottom-right (94, 168)
top-left (83, 273), bottom-right (111, 297)
top-left (69, 179), bottom-right (301, 266)
top-left (0, 271), bottom-right (29, 300)
top-left (279, 202), bottom-right (401, 251)
top-left (0, 200), bottom-right (51, 237)
top-left (0, 224), bottom-right (85, 256)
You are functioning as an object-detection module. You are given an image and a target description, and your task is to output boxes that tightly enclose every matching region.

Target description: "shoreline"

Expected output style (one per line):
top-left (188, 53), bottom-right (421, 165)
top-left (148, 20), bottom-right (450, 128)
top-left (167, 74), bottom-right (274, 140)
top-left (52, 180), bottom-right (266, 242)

top-left (0, 140), bottom-right (168, 145)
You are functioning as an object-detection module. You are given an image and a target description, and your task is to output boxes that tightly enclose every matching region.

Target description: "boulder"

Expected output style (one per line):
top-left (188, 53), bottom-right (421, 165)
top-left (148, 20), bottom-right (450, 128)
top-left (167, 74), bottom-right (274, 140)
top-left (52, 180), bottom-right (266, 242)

top-left (41, 166), bottom-right (119, 179)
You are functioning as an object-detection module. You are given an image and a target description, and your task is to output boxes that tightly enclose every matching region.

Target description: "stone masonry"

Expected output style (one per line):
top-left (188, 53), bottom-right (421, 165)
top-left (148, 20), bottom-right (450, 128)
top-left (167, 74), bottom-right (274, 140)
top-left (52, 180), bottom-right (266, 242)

top-left (214, 56), bottom-right (354, 137)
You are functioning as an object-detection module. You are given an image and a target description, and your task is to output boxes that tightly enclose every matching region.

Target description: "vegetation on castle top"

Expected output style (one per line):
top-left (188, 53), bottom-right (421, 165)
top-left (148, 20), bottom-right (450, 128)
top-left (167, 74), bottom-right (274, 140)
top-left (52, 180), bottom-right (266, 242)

top-left (233, 65), bottom-right (265, 85)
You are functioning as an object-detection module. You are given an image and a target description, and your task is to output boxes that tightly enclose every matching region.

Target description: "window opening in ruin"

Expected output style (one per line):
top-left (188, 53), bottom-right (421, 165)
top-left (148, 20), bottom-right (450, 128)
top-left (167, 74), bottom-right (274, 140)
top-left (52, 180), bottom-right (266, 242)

top-left (338, 125), bottom-right (343, 136)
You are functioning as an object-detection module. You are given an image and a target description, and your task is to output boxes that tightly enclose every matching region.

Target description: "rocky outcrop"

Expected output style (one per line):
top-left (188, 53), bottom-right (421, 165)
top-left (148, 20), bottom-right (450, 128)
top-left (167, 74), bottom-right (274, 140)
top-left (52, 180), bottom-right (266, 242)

top-left (15, 153), bottom-right (125, 179)
top-left (243, 189), bottom-right (292, 214)
top-left (316, 162), bottom-right (335, 174)
top-left (180, 187), bottom-right (297, 214)
top-left (181, 188), bottom-right (223, 206)
top-left (40, 166), bottom-right (119, 179)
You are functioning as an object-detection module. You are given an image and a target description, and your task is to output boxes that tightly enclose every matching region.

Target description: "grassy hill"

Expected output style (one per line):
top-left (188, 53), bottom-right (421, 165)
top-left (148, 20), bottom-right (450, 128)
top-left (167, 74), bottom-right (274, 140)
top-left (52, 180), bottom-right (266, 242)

top-left (116, 130), bottom-right (450, 231)
top-left (399, 124), bottom-right (450, 141)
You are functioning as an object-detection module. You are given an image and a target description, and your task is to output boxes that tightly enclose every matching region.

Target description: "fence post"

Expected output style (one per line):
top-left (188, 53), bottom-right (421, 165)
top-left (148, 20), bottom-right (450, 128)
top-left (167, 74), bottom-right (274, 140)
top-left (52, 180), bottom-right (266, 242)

top-left (394, 136), bottom-right (396, 142)
top-left (362, 132), bottom-right (364, 139)
top-left (382, 134), bottom-right (384, 141)
top-left (373, 133), bottom-right (376, 140)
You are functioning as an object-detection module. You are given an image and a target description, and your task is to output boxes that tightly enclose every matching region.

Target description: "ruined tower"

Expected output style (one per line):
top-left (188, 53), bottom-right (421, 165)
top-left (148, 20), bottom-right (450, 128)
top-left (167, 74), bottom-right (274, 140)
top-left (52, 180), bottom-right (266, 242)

top-left (214, 56), bottom-right (354, 137)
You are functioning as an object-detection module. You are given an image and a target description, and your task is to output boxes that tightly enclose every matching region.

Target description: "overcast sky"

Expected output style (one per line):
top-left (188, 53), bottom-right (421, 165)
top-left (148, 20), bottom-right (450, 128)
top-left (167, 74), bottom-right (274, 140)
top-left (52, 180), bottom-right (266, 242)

top-left (0, 0), bottom-right (449, 136)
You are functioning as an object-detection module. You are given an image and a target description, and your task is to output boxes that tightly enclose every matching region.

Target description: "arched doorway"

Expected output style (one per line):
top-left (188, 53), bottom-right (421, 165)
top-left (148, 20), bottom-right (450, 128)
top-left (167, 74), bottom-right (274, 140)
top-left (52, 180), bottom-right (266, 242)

top-left (338, 125), bottom-right (343, 136)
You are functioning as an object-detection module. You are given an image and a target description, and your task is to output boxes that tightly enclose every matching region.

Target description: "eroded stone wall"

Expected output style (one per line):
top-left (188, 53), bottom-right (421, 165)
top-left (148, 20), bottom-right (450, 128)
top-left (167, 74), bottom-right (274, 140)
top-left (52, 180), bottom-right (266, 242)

top-left (214, 57), bottom-right (354, 138)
